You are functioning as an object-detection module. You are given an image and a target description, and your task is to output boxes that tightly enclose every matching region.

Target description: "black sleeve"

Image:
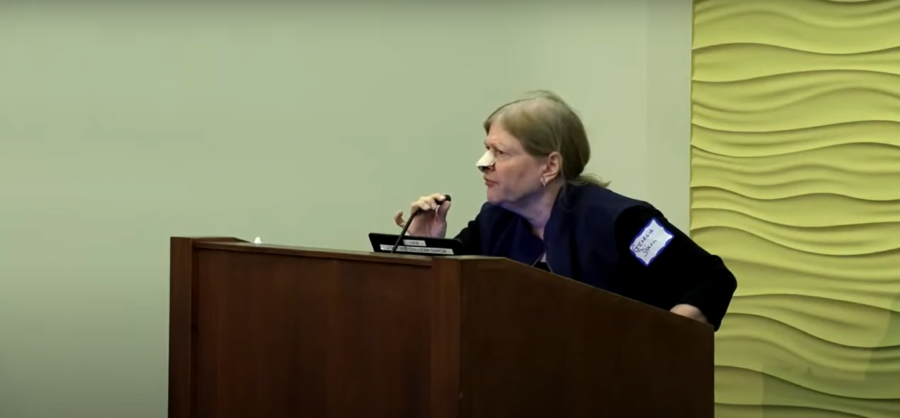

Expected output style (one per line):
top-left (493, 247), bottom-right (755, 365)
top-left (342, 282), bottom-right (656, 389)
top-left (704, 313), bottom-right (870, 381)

top-left (453, 218), bottom-right (483, 256)
top-left (614, 205), bottom-right (737, 331)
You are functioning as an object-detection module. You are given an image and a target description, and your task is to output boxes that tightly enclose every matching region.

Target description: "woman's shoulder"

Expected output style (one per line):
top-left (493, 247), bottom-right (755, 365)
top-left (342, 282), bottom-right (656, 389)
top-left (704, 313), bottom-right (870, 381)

top-left (564, 183), bottom-right (653, 216)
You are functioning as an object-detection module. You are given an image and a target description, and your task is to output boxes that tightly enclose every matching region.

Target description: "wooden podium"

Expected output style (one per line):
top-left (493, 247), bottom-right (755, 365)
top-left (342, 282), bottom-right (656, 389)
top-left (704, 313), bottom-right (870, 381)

top-left (168, 237), bottom-right (713, 418)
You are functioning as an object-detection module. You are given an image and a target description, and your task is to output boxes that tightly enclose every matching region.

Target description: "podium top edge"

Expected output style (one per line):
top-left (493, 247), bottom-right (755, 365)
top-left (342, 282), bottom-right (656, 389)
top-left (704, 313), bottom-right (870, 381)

top-left (177, 237), bottom-right (435, 266)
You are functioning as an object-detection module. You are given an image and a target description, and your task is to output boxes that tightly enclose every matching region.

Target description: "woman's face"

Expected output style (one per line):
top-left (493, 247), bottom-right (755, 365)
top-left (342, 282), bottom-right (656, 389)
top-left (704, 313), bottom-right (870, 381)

top-left (479, 121), bottom-right (546, 207)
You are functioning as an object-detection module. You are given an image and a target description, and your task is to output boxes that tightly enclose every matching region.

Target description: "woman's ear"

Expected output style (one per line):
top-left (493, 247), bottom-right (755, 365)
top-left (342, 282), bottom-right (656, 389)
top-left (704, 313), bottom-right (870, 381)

top-left (543, 152), bottom-right (562, 181)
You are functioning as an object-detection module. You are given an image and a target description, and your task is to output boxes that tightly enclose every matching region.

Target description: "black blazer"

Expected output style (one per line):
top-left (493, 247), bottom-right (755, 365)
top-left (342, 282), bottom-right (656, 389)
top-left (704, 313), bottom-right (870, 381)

top-left (454, 183), bottom-right (737, 330)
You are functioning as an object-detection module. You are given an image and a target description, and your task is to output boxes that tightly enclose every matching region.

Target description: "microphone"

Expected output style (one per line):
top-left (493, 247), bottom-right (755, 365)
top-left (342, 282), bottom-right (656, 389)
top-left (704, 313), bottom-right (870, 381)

top-left (391, 195), bottom-right (451, 253)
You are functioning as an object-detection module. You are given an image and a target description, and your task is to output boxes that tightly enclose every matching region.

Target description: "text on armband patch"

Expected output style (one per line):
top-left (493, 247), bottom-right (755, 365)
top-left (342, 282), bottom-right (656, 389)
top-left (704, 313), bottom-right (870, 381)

top-left (629, 217), bottom-right (674, 266)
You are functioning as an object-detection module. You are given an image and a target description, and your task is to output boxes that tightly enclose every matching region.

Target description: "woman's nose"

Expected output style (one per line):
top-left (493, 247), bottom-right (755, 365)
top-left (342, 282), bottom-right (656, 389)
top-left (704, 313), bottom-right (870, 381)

top-left (476, 150), bottom-right (496, 172)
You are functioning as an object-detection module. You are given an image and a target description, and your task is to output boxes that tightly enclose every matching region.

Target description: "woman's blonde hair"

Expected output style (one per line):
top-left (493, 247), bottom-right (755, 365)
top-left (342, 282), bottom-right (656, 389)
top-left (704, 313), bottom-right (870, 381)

top-left (482, 90), bottom-right (609, 188)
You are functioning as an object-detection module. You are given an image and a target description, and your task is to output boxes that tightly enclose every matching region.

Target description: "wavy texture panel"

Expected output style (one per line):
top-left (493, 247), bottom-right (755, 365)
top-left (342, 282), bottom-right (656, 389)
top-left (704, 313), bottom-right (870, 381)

top-left (691, 0), bottom-right (900, 417)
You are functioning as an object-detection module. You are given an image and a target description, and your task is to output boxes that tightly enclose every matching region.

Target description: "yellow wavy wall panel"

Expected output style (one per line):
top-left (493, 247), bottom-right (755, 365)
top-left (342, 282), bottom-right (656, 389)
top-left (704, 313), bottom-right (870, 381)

top-left (691, 0), bottom-right (900, 417)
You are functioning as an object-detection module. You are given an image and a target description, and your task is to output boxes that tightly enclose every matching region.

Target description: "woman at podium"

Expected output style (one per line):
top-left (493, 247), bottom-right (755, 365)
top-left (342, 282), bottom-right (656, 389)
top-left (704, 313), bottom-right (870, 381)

top-left (393, 91), bottom-right (737, 331)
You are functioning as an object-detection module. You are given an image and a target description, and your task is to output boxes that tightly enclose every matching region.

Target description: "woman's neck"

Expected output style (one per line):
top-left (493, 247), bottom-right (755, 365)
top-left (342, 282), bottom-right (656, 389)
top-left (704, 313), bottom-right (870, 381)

top-left (510, 180), bottom-right (563, 240)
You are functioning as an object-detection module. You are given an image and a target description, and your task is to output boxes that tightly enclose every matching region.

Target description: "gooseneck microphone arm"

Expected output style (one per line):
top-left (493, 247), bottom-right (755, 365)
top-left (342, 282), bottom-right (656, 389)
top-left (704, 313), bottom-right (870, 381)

top-left (391, 195), bottom-right (451, 253)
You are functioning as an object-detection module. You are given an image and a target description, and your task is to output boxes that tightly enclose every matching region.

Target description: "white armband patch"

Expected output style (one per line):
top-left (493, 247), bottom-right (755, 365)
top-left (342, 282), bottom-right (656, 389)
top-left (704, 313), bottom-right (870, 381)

top-left (629, 218), bottom-right (674, 266)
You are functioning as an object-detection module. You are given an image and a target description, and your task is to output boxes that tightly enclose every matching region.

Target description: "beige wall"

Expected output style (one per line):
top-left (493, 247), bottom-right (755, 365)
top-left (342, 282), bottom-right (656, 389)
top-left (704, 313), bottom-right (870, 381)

top-left (648, 0), bottom-right (692, 229)
top-left (0, 2), bottom-right (691, 417)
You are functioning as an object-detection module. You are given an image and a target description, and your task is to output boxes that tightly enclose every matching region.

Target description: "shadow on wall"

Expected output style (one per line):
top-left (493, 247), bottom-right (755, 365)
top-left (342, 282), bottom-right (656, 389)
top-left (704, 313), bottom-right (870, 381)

top-left (756, 292), bottom-right (900, 418)
top-left (864, 293), bottom-right (900, 416)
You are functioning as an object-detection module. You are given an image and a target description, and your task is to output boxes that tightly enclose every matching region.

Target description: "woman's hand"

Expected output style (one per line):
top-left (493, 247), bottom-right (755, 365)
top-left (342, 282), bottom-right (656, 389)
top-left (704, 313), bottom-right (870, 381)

top-left (670, 304), bottom-right (709, 325)
top-left (393, 193), bottom-right (452, 238)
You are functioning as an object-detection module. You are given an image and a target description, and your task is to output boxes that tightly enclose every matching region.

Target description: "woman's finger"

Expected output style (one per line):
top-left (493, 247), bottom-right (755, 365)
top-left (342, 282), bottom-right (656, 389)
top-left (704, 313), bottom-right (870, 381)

top-left (394, 210), bottom-right (406, 227)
